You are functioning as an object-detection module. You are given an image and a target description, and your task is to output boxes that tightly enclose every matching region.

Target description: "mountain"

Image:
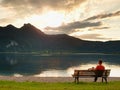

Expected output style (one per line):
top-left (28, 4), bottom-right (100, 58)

top-left (0, 23), bottom-right (120, 53)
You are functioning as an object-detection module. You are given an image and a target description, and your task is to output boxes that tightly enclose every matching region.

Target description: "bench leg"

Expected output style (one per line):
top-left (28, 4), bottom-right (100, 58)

top-left (102, 77), bottom-right (107, 83)
top-left (75, 77), bottom-right (79, 83)
top-left (104, 77), bottom-right (107, 83)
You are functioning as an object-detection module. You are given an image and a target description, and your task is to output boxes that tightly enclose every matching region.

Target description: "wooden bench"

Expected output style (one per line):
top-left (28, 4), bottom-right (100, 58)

top-left (72, 69), bottom-right (111, 83)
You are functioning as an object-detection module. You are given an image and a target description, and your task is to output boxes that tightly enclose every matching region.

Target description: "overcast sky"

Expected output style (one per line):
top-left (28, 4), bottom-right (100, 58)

top-left (0, 0), bottom-right (120, 41)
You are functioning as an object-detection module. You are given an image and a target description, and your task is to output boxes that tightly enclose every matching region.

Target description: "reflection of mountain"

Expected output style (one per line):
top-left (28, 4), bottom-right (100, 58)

top-left (0, 54), bottom-right (120, 75)
top-left (0, 54), bottom-right (81, 75)
top-left (0, 23), bottom-right (120, 53)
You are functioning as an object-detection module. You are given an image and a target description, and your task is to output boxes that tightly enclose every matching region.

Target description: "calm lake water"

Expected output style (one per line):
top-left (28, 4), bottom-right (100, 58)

top-left (0, 53), bottom-right (120, 77)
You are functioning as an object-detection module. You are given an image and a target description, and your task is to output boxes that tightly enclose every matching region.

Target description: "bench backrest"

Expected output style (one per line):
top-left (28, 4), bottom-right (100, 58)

top-left (74, 69), bottom-right (111, 77)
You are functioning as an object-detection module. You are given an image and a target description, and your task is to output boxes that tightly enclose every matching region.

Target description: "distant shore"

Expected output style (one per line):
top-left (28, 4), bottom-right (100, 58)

top-left (0, 76), bottom-right (120, 82)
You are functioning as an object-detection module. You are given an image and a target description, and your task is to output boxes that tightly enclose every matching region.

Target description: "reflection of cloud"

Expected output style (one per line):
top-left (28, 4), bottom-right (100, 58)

top-left (13, 73), bottom-right (23, 77)
top-left (34, 63), bottom-right (120, 77)
top-left (34, 70), bottom-right (70, 77)
top-left (84, 11), bottom-right (120, 21)
top-left (45, 21), bottom-right (101, 33)
top-left (67, 63), bottom-right (120, 77)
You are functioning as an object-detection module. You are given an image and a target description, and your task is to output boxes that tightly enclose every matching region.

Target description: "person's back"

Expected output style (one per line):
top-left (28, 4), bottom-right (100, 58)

top-left (94, 60), bottom-right (105, 82)
top-left (95, 63), bottom-right (105, 70)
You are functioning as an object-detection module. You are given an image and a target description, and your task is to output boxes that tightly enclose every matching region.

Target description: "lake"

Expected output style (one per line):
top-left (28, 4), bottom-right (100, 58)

top-left (0, 53), bottom-right (120, 77)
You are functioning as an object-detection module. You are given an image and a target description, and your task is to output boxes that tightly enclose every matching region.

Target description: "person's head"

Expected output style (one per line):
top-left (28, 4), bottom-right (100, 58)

top-left (98, 60), bottom-right (103, 65)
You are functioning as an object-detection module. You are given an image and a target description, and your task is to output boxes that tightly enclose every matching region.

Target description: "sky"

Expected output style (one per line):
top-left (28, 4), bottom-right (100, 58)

top-left (0, 0), bottom-right (120, 41)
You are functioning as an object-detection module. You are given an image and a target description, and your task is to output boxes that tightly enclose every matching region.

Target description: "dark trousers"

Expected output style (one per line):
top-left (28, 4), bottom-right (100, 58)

top-left (94, 76), bottom-right (98, 82)
top-left (94, 76), bottom-right (107, 82)
top-left (94, 70), bottom-right (107, 82)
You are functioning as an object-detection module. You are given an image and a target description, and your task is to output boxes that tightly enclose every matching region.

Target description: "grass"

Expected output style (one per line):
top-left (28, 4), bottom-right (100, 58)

top-left (0, 81), bottom-right (120, 90)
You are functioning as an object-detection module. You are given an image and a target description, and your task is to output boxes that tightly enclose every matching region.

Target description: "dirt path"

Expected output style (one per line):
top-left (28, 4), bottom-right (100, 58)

top-left (0, 76), bottom-right (120, 82)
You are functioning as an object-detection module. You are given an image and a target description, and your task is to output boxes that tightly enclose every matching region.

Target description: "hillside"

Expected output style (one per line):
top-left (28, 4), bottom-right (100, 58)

top-left (0, 23), bottom-right (120, 53)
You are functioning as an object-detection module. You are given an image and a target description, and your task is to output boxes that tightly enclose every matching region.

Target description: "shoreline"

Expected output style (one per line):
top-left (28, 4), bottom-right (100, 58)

top-left (0, 76), bottom-right (120, 82)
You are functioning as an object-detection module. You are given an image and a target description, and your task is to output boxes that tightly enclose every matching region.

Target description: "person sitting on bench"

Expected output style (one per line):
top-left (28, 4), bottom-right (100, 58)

top-left (94, 60), bottom-right (105, 82)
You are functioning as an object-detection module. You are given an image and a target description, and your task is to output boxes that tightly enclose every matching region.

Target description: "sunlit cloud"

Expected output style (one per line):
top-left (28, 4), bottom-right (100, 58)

top-left (88, 27), bottom-right (110, 31)
top-left (44, 9), bottom-right (120, 40)
top-left (78, 34), bottom-right (112, 41)
top-left (84, 11), bottom-right (120, 21)
top-left (45, 21), bottom-right (101, 34)
top-left (0, 0), bottom-right (86, 16)
top-left (0, 0), bottom-right (86, 27)
top-left (1, 0), bottom-right (86, 9)
top-left (0, 0), bottom-right (120, 41)
top-left (0, 6), bottom-right (17, 25)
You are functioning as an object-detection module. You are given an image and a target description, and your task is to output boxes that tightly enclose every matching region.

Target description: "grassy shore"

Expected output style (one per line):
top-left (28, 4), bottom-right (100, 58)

top-left (0, 81), bottom-right (120, 90)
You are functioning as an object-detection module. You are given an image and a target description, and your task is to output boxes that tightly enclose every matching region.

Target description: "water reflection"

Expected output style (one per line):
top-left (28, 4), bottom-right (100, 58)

top-left (0, 53), bottom-right (119, 77)
top-left (35, 63), bottom-right (120, 77)
top-left (34, 70), bottom-right (68, 77)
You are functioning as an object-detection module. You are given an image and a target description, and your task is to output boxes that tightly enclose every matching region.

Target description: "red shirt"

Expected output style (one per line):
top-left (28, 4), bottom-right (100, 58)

top-left (95, 64), bottom-right (105, 70)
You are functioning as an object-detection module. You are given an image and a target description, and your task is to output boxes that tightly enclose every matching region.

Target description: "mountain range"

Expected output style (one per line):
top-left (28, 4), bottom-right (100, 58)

top-left (0, 23), bottom-right (120, 53)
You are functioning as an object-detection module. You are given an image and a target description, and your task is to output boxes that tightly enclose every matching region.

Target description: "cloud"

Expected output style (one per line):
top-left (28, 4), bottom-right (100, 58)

top-left (1, 0), bottom-right (86, 13)
top-left (84, 11), bottom-right (120, 21)
top-left (79, 34), bottom-right (112, 41)
top-left (0, 18), bottom-right (13, 23)
top-left (88, 27), bottom-right (110, 31)
top-left (0, 0), bottom-right (86, 24)
top-left (44, 10), bottom-right (120, 34)
top-left (45, 21), bottom-right (101, 33)
top-left (0, 14), bottom-right (17, 25)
